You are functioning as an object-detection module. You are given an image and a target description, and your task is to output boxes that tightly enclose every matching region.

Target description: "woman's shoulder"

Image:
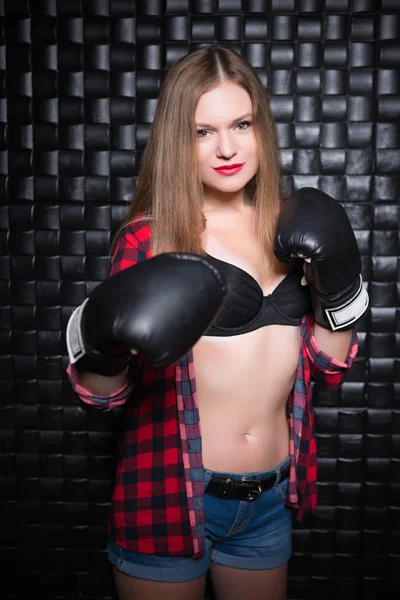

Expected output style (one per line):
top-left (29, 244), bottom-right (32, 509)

top-left (123, 216), bottom-right (152, 237)
top-left (111, 216), bottom-right (153, 257)
top-left (119, 216), bottom-right (152, 242)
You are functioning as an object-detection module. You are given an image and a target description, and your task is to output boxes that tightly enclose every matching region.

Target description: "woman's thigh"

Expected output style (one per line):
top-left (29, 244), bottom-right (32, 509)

top-left (113, 567), bottom-right (207, 600)
top-left (209, 561), bottom-right (288, 600)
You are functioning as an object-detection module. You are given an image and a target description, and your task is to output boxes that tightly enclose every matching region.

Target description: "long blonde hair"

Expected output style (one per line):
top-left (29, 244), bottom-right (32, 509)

top-left (110, 44), bottom-right (284, 268)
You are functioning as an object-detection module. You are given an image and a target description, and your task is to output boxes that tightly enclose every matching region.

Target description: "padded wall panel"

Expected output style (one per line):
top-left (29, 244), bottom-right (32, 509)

top-left (0, 1), bottom-right (399, 599)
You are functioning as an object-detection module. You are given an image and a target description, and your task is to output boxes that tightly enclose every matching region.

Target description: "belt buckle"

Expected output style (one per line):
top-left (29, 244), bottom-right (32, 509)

top-left (244, 479), bottom-right (263, 502)
top-left (222, 477), bottom-right (234, 498)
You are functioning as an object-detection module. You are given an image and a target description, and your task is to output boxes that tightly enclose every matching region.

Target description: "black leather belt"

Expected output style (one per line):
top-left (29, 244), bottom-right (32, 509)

top-left (205, 465), bottom-right (290, 502)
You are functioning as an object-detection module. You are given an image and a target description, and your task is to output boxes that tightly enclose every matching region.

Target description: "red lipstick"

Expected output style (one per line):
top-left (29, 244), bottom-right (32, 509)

top-left (213, 163), bottom-right (244, 176)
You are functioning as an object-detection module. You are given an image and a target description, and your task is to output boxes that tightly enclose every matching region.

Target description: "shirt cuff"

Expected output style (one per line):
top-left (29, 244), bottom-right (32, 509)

top-left (66, 362), bottom-right (133, 409)
top-left (305, 325), bottom-right (358, 374)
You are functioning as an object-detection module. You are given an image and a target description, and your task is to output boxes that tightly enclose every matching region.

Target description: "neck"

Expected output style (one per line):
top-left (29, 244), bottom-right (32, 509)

top-left (202, 186), bottom-right (253, 213)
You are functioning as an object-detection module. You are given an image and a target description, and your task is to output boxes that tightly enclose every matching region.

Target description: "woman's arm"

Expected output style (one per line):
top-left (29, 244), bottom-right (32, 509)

top-left (66, 360), bottom-right (134, 410)
top-left (65, 223), bottom-right (148, 407)
top-left (313, 323), bottom-right (353, 363)
top-left (303, 315), bottom-right (358, 391)
top-left (76, 365), bottom-right (130, 397)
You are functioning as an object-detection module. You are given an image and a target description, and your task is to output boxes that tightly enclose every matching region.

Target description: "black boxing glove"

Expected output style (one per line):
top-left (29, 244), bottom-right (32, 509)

top-left (66, 253), bottom-right (226, 374)
top-left (273, 187), bottom-right (369, 331)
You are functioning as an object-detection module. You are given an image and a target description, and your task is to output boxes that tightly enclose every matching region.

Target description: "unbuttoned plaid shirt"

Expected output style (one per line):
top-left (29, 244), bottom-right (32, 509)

top-left (67, 220), bottom-right (358, 559)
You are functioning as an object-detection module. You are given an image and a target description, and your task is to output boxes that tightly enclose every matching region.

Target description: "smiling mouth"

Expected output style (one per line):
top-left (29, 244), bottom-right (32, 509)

top-left (213, 164), bottom-right (245, 175)
top-left (214, 164), bottom-right (244, 171)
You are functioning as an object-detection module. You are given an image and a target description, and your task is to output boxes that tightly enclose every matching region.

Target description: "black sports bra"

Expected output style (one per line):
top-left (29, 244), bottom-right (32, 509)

top-left (204, 254), bottom-right (311, 337)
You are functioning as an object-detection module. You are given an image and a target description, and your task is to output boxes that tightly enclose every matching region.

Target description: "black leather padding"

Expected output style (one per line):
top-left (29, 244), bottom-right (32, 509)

top-left (1, 1), bottom-right (399, 599)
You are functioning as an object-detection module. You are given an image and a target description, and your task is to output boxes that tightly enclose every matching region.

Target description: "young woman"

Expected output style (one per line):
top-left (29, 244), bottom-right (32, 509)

top-left (66, 45), bottom-right (364, 600)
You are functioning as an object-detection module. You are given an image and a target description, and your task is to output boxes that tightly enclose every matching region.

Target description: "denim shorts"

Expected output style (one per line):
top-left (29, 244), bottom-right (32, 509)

top-left (107, 455), bottom-right (292, 583)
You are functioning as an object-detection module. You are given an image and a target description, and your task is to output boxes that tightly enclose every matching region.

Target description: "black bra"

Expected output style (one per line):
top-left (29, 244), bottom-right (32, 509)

top-left (204, 254), bottom-right (311, 337)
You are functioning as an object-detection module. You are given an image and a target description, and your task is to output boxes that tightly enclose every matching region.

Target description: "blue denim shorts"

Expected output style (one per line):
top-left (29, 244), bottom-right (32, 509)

top-left (107, 455), bottom-right (292, 583)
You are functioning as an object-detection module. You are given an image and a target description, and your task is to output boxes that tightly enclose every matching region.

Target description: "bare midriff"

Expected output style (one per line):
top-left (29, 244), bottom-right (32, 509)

top-left (193, 324), bottom-right (299, 473)
top-left (195, 202), bottom-right (302, 473)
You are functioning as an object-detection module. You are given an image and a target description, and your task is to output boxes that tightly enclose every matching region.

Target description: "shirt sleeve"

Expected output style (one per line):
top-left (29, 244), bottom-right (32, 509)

top-left (65, 222), bottom-right (149, 409)
top-left (66, 362), bottom-right (135, 410)
top-left (109, 222), bottom-right (149, 276)
top-left (304, 316), bottom-right (359, 391)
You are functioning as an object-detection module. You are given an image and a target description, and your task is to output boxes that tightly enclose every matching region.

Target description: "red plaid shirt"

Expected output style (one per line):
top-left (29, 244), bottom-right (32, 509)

top-left (66, 220), bottom-right (358, 559)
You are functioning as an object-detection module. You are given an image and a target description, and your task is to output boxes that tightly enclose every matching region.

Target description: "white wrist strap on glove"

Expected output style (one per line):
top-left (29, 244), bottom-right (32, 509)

top-left (325, 275), bottom-right (369, 331)
top-left (66, 298), bottom-right (89, 365)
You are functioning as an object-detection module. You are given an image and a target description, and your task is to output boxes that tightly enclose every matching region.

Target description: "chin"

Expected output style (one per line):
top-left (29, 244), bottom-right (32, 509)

top-left (205, 185), bottom-right (247, 197)
top-left (208, 176), bottom-right (255, 191)
top-left (216, 183), bottom-right (253, 195)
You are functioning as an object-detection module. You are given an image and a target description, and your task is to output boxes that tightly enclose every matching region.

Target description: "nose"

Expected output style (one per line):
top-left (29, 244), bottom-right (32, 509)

top-left (216, 130), bottom-right (237, 159)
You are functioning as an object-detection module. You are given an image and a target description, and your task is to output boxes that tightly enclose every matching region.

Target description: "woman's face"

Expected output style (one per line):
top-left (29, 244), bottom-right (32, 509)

top-left (194, 81), bottom-right (259, 200)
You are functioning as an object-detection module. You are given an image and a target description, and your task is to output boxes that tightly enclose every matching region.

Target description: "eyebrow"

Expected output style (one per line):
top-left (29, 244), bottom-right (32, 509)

top-left (195, 112), bottom-right (253, 128)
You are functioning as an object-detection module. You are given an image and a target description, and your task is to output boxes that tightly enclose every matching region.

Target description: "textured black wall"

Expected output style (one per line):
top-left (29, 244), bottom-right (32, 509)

top-left (1, 1), bottom-right (399, 599)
